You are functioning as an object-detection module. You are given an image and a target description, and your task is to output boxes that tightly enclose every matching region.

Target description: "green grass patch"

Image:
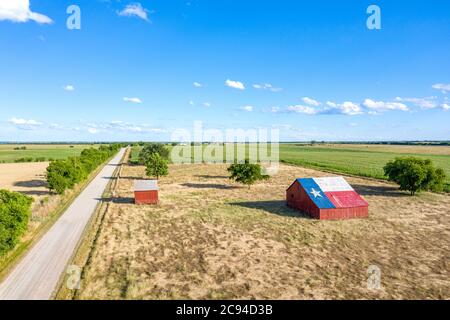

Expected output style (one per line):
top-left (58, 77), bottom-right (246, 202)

top-left (0, 144), bottom-right (99, 163)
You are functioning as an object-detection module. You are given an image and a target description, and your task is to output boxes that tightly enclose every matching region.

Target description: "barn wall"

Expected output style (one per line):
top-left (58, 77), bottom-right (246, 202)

top-left (286, 181), bottom-right (320, 218)
top-left (319, 206), bottom-right (368, 220)
top-left (135, 190), bottom-right (159, 205)
top-left (286, 180), bottom-right (369, 220)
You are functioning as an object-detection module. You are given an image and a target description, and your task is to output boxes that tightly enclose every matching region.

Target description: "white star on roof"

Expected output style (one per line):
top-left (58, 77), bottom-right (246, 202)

top-left (310, 188), bottom-right (323, 198)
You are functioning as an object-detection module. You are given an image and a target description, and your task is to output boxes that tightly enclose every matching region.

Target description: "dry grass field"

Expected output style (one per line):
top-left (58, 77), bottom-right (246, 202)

top-left (72, 160), bottom-right (450, 300)
top-left (0, 162), bottom-right (50, 198)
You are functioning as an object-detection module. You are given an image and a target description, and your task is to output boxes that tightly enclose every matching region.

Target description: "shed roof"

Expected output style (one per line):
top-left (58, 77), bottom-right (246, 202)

top-left (134, 180), bottom-right (158, 191)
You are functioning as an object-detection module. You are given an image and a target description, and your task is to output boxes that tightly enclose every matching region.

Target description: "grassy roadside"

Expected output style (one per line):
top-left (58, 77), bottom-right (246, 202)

top-left (0, 151), bottom-right (123, 282)
top-left (54, 148), bottom-right (129, 300)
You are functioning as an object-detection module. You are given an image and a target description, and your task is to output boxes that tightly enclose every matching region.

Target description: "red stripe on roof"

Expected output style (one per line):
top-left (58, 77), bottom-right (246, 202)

top-left (325, 191), bottom-right (368, 208)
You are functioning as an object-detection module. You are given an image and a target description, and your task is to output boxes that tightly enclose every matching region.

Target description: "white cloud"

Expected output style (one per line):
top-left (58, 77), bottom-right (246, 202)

top-left (287, 105), bottom-right (318, 115)
top-left (189, 100), bottom-right (195, 105)
top-left (87, 128), bottom-right (99, 134)
top-left (203, 102), bottom-right (211, 107)
top-left (321, 101), bottom-right (363, 116)
top-left (118, 3), bottom-right (149, 21)
top-left (432, 83), bottom-right (450, 93)
top-left (8, 117), bottom-right (43, 130)
top-left (338, 101), bottom-right (363, 115)
top-left (302, 97), bottom-right (321, 107)
top-left (363, 99), bottom-right (409, 111)
top-left (64, 85), bottom-right (75, 92)
top-left (240, 105), bottom-right (253, 112)
top-left (9, 117), bottom-right (43, 126)
top-left (253, 83), bottom-right (282, 92)
top-left (225, 79), bottom-right (245, 90)
top-left (395, 96), bottom-right (437, 109)
top-left (123, 97), bottom-right (142, 104)
top-left (0, 0), bottom-right (53, 24)
top-left (265, 106), bottom-right (280, 113)
top-left (193, 82), bottom-right (202, 88)
top-left (326, 101), bottom-right (338, 108)
top-left (441, 103), bottom-right (450, 111)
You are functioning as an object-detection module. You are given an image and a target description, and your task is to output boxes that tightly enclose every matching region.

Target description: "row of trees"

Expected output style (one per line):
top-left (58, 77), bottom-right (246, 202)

top-left (0, 190), bottom-right (33, 256)
top-left (46, 144), bottom-right (122, 195)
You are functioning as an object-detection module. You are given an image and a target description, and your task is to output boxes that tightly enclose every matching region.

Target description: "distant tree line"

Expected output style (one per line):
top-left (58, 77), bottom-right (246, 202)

top-left (46, 144), bottom-right (123, 195)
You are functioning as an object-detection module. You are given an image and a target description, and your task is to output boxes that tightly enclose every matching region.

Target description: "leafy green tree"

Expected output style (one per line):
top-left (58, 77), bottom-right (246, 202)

top-left (0, 190), bottom-right (33, 256)
top-left (146, 153), bottom-right (169, 180)
top-left (139, 143), bottom-right (170, 164)
top-left (384, 157), bottom-right (446, 195)
top-left (227, 160), bottom-right (269, 188)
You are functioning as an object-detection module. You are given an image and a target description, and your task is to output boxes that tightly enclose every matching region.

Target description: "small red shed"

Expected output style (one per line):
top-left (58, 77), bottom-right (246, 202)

top-left (286, 177), bottom-right (368, 220)
top-left (134, 180), bottom-right (159, 205)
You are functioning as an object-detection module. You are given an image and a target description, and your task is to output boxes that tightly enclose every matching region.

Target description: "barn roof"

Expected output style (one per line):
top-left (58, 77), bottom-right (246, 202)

top-left (134, 180), bottom-right (158, 191)
top-left (291, 176), bottom-right (368, 209)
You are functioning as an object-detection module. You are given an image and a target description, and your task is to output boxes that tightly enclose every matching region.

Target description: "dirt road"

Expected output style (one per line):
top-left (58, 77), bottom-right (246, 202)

top-left (0, 148), bottom-right (126, 300)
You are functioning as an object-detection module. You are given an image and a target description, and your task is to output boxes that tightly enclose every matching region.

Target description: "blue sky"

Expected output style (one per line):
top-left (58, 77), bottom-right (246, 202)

top-left (0, 0), bottom-right (449, 142)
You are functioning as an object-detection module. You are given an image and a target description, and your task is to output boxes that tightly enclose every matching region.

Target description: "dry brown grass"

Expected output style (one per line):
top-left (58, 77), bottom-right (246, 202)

top-left (322, 144), bottom-right (450, 155)
top-left (75, 162), bottom-right (450, 300)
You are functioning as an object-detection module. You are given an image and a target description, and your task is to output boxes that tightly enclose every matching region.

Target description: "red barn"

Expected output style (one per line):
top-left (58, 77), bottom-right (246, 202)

top-left (134, 180), bottom-right (159, 205)
top-left (286, 177), bottom-right (368, 220)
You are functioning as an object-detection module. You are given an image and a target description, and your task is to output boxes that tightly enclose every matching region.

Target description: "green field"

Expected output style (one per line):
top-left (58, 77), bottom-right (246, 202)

top-left (119, 143), bottom-right (450, 191)
top-left (0, 144), bottom-right (99, 163)
top-left (279, 144), bottom-right (450, 187)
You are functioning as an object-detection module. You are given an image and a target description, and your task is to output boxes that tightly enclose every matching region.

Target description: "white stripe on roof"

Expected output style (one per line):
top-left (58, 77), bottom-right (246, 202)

top-left (313, 177), bottom-right (354, 192)
top-left (134, 180), bottom-right (158, 191)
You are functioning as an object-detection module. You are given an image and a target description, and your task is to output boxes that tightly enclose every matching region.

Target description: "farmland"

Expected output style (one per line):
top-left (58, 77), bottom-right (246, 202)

top-left (131, 143), bottom-right (450, 190)
top-left (0, 144), bottom-right (97, 163)
top-left (279, 144), bottom-right (450, 188)
top-left (67, 155), bottom-right (450, 300)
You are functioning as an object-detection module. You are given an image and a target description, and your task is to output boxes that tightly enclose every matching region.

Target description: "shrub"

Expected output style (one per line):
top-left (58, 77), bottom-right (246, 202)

top-left (14, 157), bottom-right (33, 163)
top-left (35, 157), bottom-right (46, 162)
top-left (0, 190), bottom-right (33, 256)
top-left (384, 157), bottom-right (447, 195)
top-left (227, 160), bottom-right (269, 188)
top-left (145, 153), bottom-right (169, 179)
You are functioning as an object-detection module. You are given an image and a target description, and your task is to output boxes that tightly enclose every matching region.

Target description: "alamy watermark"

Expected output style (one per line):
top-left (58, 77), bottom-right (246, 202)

top-left (66, 5), bottom-right (81, 30)
top-left (66, 265), bottom-right (81, 290)
top-left (367, 265), bottom-right (382, 290)
top-left (367, 5), bottom-right (382, 30)
top-left (170, 121), bottom-right (280, 176)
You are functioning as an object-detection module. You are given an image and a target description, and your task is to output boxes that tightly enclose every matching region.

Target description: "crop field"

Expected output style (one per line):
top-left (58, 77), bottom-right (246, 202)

top-left (70, 156), bottom-right (450, 300)
top-left (132, 143), bottom-right (450, 190)
top-left (279, 144), bottom-right (450, 187)
top-left (0, 144), bottom-right (97, 163)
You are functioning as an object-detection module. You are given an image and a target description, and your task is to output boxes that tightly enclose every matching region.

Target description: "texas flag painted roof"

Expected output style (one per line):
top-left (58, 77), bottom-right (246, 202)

top-left (297, 177), bottom-right (368, 209)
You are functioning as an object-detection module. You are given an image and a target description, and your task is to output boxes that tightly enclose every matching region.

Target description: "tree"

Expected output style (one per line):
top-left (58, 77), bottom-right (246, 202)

top-left (383, 157), bottom-right (446, 195)
top-left (227, 160), bottom-right (269, 188)
top-left (139, 143), bottom-right (169, 164)
top-left (146, 153), bottom-right (169, 180)
top-left (0, 190), bottom-right (33, 256)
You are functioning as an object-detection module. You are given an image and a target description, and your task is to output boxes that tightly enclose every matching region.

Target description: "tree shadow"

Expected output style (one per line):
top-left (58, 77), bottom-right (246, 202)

top-left (352, 184), bottom-right (408, 198)
top-left (118, 176), bottom-right (147, 181)
top-left (14, 180), bottom-right (48, 188)
top-left (230, 200), bottom-right (311, 219)
top-left (181, 183), bottom-right (238, 190)
top-left (195, 175), bottom-right (229, 179)
top-left (19, 190), bottom-right (51, 197)
top-left (97, 197), bottom-right (135, 204)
